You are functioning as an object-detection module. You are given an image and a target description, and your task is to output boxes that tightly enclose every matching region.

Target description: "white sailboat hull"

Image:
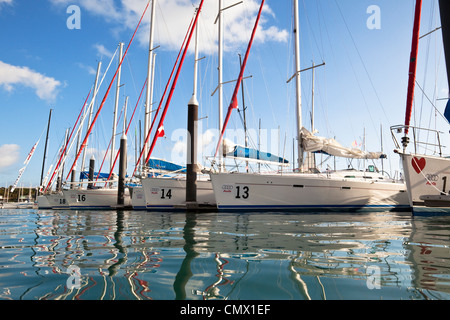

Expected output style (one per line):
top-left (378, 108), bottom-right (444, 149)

top-left (210, 171), bottom-right (410, 211)
top-left (130, 186), bottom-right (146, 210)
top-left (400, 152), bottom-right (450, 213)
top-left (63, 188), bottom-right (131, 209)
top-left (37, 195), bottom-right (52, 209)
top-left (141, 176), bottom-right (216, 210)
top-left (45, 193), bottom-right (70, 209)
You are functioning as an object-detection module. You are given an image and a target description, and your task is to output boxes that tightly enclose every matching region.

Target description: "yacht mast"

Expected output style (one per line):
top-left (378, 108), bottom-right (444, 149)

top-left (144, 0), bottom-right (156, 157)
top-left (80, 61), bottom-right (102, 182)
top-left (111, 42), bottom-right (124, 172)
top-left (403, 0), bottom-right (422, 139)
top-left (218, 0), bottom-right (224, 172)
top-left (293, 0), bottom-right (303, 170)
top-left (39, 108), bottom-right (52, 194)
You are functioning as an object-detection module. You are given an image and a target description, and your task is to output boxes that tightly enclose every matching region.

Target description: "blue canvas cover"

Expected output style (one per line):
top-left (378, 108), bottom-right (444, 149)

top-left (227, 145), bottom-right (289, 164)
top-left (80, 172), bottom-right (110, 180)
top-left (444, 99), bottom-right (450, 124)
top-left (147, 158), bottom-right (186, 172)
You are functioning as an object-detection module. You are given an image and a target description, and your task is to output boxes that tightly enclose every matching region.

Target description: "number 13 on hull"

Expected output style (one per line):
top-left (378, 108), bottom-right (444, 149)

top-left (210, 172), bottom-right (409, 212)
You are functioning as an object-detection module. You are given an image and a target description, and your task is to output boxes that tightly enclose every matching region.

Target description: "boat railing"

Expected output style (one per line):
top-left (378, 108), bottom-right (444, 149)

top-left (390, 124), bottom-right (445, 156)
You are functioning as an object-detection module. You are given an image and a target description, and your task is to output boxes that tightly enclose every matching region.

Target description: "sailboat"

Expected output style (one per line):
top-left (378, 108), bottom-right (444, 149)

top-left (391, 0), bottom-right (450, 214)
top-left (38, 48), bottom-right (116, 209)
top-left (63, 42), bottom-right (132, 209)
top-left (209, 0), bottom-right (409, 212)
top-left (138, 0), bottom-right (217, 211)
top-left (139, 0), bottom-right (268, 211)
top-left (130, 0), bottom-right (157, 211)
top-left (62, 3), bottom-right (151, 210)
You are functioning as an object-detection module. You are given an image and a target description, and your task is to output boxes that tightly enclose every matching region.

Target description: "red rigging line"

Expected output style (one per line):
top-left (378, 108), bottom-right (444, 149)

top-left (63, 0), bottom-right (151, 183)
top-left (214, 0), bottom-right (265, 157)
top-left (132, 14), bottom-right (196, 177)
top-left (144, 1), bottom-right (205, 166)
top-left (105, 78), bottom-right (148, 184)
top-left (44, 89), bottom-right (91, 192)
top-left (404, 0), bottom-right (423, 135)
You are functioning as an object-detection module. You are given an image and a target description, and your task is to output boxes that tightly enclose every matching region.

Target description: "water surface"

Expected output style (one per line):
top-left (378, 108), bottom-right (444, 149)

top-left (0, 209), bottom-right (449, 300)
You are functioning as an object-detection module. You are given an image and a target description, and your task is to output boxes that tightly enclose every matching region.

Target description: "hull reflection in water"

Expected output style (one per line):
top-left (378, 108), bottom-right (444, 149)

top-left (0, 209), bottom-right (449, 300)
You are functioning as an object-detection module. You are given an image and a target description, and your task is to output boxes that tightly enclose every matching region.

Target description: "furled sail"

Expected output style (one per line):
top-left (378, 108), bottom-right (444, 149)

top-left (11, 139), bottom-right (39, 192)
top-left (300, 127), bottom-right (386, 159)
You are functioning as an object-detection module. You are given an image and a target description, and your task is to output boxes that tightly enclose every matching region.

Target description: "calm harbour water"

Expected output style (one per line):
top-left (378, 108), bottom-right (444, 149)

top-left (0, 208), bottom-right (449, 300)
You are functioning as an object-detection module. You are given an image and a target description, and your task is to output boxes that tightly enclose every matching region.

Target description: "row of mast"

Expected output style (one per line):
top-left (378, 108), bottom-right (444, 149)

top-left (39, 0), bottom-right (307, 196)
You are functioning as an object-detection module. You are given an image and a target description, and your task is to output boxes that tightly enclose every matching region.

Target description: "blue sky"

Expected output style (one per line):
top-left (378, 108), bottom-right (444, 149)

top-left (0, 0), bottom-right (448, 189)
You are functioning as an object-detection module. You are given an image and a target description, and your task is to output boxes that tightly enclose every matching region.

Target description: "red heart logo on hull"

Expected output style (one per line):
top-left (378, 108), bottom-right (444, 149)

top-left (411, 157), bottom-right (426, 174)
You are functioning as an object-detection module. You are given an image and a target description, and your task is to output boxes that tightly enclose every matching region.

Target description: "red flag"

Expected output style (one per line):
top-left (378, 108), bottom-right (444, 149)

top-left (156, 125), bottom-right (165, 138)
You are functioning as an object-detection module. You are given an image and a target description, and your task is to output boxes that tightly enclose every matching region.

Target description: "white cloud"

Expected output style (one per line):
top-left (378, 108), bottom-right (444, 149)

top-left (93, 43), bottom-right (114, 59)
top-left (0, 144), bottom-right (20, 170)
top-left (51, 0), bottom-right (119, 21)
top-left (0, 0), bottom-right (13, 12)
top-left (0, 61), bottom-right (61, 102)
top-left (49, 0), bottom-right (288, 54)
top-left (77, 62), bottom-right (96, 75)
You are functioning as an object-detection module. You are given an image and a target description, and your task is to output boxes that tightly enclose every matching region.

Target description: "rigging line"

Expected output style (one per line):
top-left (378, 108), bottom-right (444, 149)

top-left (333, 22), bottom-right (374, 140)
top-left (425, 2), bottom-right (443, 147)
top-left (333, 0), bottom-right (389, 125)
top-left (256, 54), bottom-right (278, 127)
top-left (144, 1), bottom-right (205, 165)
top-left (125, 54), bottom-right (140, 98)
top-left (329, 2), bottom-right (379, 142)
top-left (45, 48), bottom-right (118, 189)
top-left (315, 0), bottom-right (325, 60)
top-left (94, 102), bottom-right (125, 183)
top-left (417, 0), bottom-right (436, 138)
top-left (312, 0), bottom-right (335, 138)
top-left (64, 0), bottom-right (151, 183)
top-left (132, 12), bottom-right (196, 176)
top-left (43, 90), bottom-right (91, 192)
top-left (105, 78), bottom-right (148, 184)
top-left (415, 80), bottom-right (447, 122)
top-left (301, 0), bottom-right (324, 62)
top-left (215, 0), bottom-right (265, 158)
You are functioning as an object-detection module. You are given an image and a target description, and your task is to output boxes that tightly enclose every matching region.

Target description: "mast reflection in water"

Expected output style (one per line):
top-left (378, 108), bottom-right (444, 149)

top-left (0, 209), bottom-right (449, 300)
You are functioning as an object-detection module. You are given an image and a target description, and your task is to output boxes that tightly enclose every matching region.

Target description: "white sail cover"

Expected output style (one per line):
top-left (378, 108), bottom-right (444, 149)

top-left (300, 127), bottom-right (385, 159)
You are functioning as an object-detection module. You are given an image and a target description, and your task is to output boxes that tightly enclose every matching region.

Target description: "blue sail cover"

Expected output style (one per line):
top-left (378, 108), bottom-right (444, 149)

top-left (147, 158), bottom-right (186, 173)
top-left (227, 145), bottom-right (289, 164)
top-left (79, 172), bottom-right (110, 180)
